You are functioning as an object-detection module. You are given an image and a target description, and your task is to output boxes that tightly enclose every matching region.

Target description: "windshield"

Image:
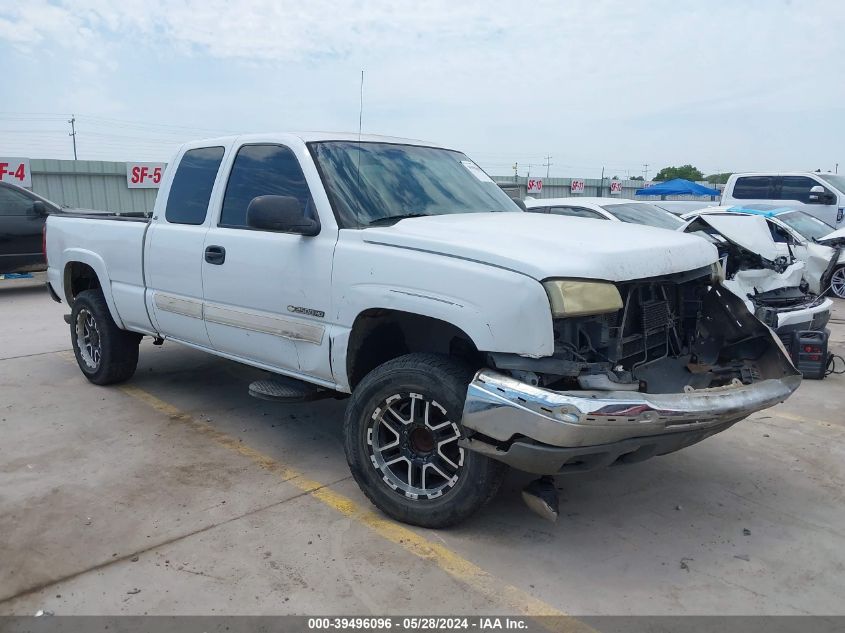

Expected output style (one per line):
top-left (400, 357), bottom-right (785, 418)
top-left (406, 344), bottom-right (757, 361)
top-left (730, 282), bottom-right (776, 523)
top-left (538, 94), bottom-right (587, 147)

top-left (600, 202), bottom-right (685, 229)
top-left (309, 141), bottom-right (520, 227)
top-left (777, 210), bottom-right (834, 240)
top-left (818, 174), bottom-right (845, 193)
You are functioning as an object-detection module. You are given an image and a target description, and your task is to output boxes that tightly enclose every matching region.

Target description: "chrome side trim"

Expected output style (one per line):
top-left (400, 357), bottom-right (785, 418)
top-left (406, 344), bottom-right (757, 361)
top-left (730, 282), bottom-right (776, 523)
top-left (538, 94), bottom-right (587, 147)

top-left (154, 292), bottom-right (203, 319)
top-left (204, 303), bottom-right (325, 345)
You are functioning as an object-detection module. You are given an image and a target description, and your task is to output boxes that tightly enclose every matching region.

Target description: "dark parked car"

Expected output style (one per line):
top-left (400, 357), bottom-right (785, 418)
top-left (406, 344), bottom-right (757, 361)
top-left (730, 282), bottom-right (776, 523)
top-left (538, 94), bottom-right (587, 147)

top-left (0, 181), bottom-right (61, 273)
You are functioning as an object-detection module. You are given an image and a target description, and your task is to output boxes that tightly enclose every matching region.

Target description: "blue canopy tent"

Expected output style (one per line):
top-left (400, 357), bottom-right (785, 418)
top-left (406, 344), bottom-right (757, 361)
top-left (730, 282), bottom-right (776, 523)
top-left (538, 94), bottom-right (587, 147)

top-left (635, 178), bottom-right (720, 200)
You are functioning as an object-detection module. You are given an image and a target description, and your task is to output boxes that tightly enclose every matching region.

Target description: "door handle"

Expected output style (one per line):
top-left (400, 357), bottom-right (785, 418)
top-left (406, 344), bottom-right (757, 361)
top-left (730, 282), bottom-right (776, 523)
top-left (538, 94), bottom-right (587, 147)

top-left (205, 245), bottom-right (226, 265)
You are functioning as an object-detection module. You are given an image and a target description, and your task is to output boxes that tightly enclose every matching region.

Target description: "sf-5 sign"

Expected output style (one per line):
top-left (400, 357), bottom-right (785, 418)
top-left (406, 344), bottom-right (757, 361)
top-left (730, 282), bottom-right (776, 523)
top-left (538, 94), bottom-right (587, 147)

top-left (0, 157), bottom-right (31, 188)
top-left (126, 162), bottom-right (166, 188)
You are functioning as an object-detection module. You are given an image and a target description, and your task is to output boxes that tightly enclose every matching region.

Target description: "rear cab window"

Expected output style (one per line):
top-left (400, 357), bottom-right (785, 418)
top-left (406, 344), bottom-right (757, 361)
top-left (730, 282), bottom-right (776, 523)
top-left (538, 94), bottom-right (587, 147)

top-left (165, 147), bottom-right (225, 225)
top-left (732, 176), bottom-right (774, 199)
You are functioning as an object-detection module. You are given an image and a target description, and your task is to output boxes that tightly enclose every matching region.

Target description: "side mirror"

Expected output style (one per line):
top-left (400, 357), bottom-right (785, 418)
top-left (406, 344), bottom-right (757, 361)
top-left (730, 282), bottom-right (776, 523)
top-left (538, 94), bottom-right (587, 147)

top-left (808, 185), bottom-right (835, 205)
top-left (30, 201), bottom-right (48, 216)
top-left (246, 195), bottom-right (319, 236)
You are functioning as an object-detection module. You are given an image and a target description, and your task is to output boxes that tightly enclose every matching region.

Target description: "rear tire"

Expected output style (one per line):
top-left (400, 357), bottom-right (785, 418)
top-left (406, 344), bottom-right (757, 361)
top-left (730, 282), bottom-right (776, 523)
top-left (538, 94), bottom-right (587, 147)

top-left (70, 289), bottom-right (140, 385)
top-left (344, 353), bottom-right (507, 528)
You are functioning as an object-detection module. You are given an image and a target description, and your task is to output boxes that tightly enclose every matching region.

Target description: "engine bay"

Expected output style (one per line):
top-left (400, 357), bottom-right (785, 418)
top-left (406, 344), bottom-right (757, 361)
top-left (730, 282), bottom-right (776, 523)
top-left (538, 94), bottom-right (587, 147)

top-left (489, 269), bottom-right (797, 394)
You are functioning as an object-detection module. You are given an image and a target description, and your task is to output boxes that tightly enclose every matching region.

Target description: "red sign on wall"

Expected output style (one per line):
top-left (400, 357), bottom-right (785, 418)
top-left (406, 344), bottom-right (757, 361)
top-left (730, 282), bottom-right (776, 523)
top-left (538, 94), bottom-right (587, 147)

top-left (610, 180), bottom-right (623, 194)
top-left (527, 178), bottom-right (543, 194)
top-left (0, 157), bottom-right (31, 188)
top-left (126, 162), bottom-right (166, 188)
top-left (570, 179), bottom-right (585, 194)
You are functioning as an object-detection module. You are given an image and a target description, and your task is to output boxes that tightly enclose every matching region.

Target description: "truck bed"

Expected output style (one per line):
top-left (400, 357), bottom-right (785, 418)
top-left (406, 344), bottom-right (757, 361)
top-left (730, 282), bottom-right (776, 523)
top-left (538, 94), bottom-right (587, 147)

top-left (46, 213), bottom-right (155, 334)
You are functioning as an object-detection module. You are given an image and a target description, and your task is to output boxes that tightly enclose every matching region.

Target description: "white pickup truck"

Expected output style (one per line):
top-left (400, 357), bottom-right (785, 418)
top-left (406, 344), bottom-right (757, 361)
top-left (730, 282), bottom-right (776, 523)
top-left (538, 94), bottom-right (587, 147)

top-left (46, 133), bottom-right (800, 527)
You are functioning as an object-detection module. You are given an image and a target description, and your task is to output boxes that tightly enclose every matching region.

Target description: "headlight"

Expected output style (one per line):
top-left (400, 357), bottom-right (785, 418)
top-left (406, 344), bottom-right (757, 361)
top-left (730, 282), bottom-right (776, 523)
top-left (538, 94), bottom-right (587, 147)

top-left (542, 280), bottom-right (623, 317)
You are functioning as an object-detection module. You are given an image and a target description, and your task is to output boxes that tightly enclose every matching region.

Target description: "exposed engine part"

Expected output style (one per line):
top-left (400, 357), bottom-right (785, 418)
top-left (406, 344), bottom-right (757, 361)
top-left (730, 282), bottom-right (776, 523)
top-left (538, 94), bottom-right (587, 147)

top-left (577, 373), bottom-right (639, 391)
top-left (491, 271), bottom-right (791, 394)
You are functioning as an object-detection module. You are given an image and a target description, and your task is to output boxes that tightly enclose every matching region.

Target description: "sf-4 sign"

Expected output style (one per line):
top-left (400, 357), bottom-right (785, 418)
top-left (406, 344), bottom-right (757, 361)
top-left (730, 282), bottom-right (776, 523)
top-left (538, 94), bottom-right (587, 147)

top-left (126, 162), bottom-right (166, 188)
top-left (527, 178), bottom-right (543, 194)
top-left (610, 180), bottom-right (623, 194)
top-left (0, 157), bottom-right (31, 188)
top-left (570, 179), bottom-right (585, 194)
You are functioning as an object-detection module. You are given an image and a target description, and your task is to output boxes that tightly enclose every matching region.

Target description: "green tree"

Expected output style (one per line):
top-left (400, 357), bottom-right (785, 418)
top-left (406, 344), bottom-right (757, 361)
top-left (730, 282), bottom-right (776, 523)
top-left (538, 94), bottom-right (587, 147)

top-left (653, 164), bottom-right (704, 181)
top-left (630, 175), bottom-right (644, 181)
top-left (705, 172), bottom-right (733, 185)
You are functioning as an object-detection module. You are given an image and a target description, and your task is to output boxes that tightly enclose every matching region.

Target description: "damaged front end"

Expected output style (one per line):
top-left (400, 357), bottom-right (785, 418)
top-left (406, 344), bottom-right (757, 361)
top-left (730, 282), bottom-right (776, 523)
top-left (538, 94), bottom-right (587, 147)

top-left (461, 267), bottom-right (800, 477)
top-left (683, 214), bottom-right (832, 337)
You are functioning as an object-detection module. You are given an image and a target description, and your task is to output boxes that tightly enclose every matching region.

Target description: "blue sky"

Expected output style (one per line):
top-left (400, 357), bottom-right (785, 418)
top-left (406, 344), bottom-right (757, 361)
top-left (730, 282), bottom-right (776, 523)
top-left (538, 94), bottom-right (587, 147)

top-left (1, 0), bottom-right (843, 178)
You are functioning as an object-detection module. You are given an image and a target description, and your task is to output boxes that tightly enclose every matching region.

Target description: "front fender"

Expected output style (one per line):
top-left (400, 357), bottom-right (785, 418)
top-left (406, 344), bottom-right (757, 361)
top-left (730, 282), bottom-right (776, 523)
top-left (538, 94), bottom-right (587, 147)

top-left (332, 240), bottom-right (554, 356)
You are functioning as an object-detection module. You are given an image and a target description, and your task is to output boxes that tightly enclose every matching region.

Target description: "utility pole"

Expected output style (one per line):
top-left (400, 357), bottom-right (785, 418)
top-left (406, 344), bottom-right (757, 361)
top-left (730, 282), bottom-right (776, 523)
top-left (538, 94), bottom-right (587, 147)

top-left (543, 155), bottom-right (553, 179)
top-left (599, 166), bottom-right (605, 198)
top-left (68, 114), bottom-right (78, 160)
top-left (513, 162), bottom-right (519, 180)
top-left (642, 163), bottom-right (649, 181)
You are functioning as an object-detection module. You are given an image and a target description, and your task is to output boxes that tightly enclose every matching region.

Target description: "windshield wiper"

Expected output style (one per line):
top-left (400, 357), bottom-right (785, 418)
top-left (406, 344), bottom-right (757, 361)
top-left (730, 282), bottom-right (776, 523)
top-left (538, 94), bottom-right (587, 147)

top-left (366, 213), bottom-right (431, 226)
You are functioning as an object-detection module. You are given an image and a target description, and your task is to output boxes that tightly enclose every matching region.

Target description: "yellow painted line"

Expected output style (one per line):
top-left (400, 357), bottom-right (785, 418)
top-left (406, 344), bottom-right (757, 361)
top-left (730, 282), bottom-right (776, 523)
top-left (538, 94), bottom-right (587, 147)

top-left (118, 384), bottom-right (595, 631)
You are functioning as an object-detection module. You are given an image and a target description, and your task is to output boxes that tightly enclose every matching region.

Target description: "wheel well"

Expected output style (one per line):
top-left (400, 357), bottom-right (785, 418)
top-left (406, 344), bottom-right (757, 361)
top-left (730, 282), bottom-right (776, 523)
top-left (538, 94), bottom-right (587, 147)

top-left (64, 262), bottom-right (101, 304)
top-left (346, 309), bottom-right (480, 389)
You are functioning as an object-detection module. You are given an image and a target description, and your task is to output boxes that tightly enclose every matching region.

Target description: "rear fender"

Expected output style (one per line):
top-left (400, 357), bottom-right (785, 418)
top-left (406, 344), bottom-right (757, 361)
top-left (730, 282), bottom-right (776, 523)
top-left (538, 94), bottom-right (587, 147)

top-left (62, 248), bottom-right (125, 329)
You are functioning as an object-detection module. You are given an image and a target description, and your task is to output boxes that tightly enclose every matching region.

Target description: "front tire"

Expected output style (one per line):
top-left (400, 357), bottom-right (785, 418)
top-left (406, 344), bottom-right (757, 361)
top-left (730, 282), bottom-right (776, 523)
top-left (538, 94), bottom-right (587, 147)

top-left (344, 353), bottom-right (507, 528)
top-left (829, 265), bottom-right (845, 299)
top-left (70, 289), bottom-right (140, 385)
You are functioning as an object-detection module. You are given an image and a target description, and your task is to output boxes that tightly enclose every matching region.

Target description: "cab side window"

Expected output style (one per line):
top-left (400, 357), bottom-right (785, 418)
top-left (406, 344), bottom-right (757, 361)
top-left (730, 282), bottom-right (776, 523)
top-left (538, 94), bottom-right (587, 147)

top-left (165, 147), bottom-right (225, 225)
top-left (549, 206), bottom-right (605, 219)
top-left (220, 144), bottom-right (314, 229)
top-left (778, 176), bottom-right (828, 204)
top-left (0, 186), bottom-right (33, 216)
top-left (733, 176), bottom-right (773, 199)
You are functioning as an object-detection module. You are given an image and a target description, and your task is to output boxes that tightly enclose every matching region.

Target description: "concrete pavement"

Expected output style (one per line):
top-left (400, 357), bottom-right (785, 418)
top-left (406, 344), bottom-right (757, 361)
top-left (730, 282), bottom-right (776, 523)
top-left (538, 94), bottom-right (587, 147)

top-left (1, 274), bottom-right (844, 616)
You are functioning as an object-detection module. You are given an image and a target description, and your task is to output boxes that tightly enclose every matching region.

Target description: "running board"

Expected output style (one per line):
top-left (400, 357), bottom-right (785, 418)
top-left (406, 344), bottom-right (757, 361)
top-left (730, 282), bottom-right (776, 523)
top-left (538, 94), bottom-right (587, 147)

top-left (248, 376), bottom-right (326, 403)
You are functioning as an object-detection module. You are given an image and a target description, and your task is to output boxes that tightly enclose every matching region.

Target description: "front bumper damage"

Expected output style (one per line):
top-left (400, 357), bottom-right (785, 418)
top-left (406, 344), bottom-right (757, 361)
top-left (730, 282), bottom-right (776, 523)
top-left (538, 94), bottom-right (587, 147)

top-left (461, 370), bottom-right (799, 474)
top-left (460, 284), bottom-right (802, 476)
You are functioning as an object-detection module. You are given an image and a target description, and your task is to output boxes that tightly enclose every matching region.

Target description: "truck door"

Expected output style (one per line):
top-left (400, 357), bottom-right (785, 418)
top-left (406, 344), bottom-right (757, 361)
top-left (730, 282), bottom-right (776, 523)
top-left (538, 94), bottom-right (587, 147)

top-left (0, 185), bottom-right (45, 273)
top-left (777, 176), bottom-right (839, 226)
top-left (201, 143), bottom-right (334, 382)
top-left (145, 146), bottom-right (226, 348)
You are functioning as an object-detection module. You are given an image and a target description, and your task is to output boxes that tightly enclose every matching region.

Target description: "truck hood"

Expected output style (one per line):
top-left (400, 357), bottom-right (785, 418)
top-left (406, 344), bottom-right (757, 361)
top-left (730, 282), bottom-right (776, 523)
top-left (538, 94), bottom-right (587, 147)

top-left (361, 212), bottom-right (717, 282)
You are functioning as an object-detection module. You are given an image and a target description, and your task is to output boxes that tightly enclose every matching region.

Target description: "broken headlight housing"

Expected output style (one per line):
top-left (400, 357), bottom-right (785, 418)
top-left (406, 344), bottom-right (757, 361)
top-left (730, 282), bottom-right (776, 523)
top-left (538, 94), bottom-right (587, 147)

top-left (542, 279), bottom-right (623, 318)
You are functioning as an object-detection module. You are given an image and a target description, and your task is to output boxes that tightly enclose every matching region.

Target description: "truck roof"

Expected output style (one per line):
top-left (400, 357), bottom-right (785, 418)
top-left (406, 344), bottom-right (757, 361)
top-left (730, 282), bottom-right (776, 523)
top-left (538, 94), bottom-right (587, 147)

top-left (181, 131), bottom-right (454, 151)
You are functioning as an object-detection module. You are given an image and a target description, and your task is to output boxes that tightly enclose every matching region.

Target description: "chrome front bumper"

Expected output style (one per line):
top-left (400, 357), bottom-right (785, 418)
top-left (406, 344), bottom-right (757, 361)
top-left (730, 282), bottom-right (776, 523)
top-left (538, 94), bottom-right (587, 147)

top-left (461, 370), bottom-right (801, 474)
